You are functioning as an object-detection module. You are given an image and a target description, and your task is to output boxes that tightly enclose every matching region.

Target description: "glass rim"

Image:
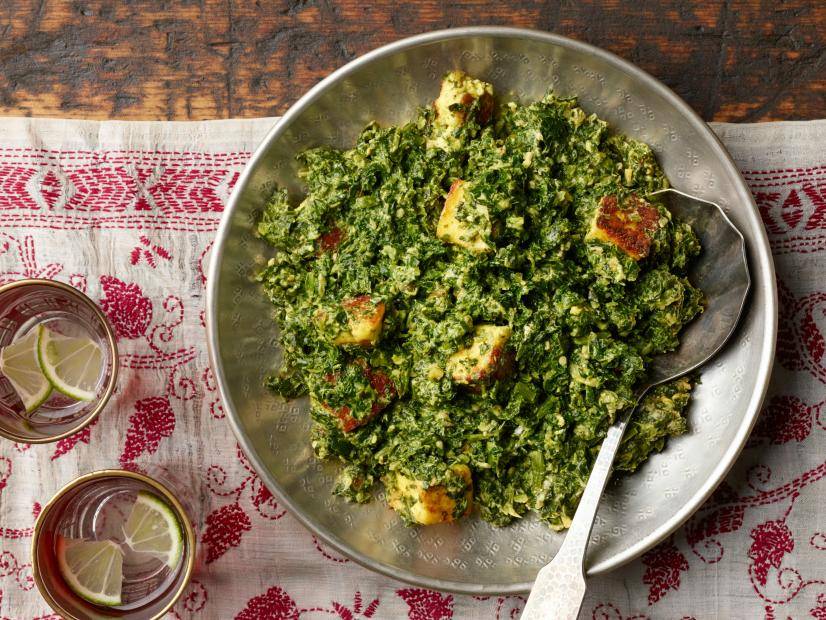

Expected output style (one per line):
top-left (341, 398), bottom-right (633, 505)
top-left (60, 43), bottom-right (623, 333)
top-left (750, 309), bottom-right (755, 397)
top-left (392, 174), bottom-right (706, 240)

top-left (31, 468), bottom-right (197, 620)
top-left (0, 278), bottom-right (119, 443)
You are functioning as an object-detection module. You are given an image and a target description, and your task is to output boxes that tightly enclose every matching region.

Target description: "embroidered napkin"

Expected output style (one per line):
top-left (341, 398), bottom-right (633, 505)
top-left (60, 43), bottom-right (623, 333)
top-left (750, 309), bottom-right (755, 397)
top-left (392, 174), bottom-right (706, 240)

top-left (0, 117), bottom-right (823, 619)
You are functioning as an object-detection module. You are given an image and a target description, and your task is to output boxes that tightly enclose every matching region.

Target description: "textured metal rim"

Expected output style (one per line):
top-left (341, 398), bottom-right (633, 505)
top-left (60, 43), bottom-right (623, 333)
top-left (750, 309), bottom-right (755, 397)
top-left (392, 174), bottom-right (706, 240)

top-left (206, 27), bottom-right (778, 594)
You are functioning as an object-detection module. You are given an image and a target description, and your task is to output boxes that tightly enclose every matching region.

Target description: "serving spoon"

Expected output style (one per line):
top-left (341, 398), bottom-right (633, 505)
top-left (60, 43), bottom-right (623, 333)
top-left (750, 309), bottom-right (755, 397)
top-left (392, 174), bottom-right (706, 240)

top-left (520, 188), bottom-right (750, 620)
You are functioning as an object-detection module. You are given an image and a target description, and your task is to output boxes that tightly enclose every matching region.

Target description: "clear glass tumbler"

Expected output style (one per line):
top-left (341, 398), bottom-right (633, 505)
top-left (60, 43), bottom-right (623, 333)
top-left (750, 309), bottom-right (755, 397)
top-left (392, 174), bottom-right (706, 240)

top-left (0, 279), bottom-right (118, 443)
top-left (32, 468), bottom-right (199, 620)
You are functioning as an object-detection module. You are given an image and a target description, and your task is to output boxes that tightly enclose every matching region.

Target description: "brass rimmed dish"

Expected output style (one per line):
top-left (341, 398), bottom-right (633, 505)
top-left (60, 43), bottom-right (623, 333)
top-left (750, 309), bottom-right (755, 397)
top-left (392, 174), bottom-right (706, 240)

top-left (206, 28), bottom-right (777, 594)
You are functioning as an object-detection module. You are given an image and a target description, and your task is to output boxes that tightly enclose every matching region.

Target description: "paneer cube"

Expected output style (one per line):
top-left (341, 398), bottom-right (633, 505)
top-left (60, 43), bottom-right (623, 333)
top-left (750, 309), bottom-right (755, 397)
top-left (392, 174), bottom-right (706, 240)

top-left (314, 363), bottom-right (396, 432)
top-left (433, 70), bottom-right (495, 131)
top-left (386, 464), bottom-right (473, 525)
top-left (333, 295), bottom-right (385, 346)
top-left (446, 324), bottom-right (512, 384)
top-left (318, 226), bottom-right (344, 253)
top-left (585, 194), bottom-right (661, 260)
top-left (436, 180), bottom-right (491, 254)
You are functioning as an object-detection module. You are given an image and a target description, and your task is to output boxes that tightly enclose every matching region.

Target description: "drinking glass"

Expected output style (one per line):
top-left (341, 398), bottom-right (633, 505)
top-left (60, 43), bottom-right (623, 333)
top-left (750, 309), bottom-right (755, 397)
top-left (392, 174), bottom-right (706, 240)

top-left (0, 279), bottom-right (118, 443)
top-left (32, 468), bottom-right (199, 620)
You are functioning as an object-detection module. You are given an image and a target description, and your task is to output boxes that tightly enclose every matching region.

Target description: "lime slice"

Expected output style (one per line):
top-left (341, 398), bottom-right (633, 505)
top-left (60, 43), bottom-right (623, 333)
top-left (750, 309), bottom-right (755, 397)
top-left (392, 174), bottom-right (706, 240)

top-left (0, 325), bottom-right (51, 412)
top-left (56, 537), bottom-right (123, 607)
top-left (123, 491), bottom-right (184, 570)
top-left (38, 328), bottom-right (102, 401)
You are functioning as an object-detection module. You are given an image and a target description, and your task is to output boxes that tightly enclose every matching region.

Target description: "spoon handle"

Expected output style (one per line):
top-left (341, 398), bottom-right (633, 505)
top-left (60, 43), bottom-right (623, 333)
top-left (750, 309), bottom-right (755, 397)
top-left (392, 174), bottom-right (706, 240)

top-left (520, 421), bottom-right (627, 620)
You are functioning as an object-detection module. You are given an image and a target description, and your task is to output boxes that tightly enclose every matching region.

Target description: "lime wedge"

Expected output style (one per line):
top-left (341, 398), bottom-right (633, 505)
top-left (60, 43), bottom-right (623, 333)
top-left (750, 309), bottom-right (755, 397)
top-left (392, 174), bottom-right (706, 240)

top-left (123, 491), bottom-right (184, 570)
top-left (0, 325), bottom-right (51, 412)
top-left (56, 537), bottom-right (123, 607)
top-left (38, 328), bottom-right (102, 401)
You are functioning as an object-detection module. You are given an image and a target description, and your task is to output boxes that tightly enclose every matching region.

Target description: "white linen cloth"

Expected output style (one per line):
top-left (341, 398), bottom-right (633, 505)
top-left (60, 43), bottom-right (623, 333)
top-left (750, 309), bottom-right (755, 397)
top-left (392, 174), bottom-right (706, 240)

top-left (0, 117), bottom-right (824, 619)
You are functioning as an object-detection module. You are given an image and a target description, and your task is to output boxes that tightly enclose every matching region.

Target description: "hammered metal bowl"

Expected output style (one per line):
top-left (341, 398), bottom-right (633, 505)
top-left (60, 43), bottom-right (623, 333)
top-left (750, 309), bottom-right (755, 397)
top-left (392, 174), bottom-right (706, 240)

top-left (206, 28), bottom-right (777, 594)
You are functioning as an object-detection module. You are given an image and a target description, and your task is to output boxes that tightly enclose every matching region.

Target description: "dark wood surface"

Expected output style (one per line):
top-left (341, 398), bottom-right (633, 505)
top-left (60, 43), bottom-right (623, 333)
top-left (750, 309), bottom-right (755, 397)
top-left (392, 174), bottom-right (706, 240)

top-left (0, 1), bottom-right (823, 122)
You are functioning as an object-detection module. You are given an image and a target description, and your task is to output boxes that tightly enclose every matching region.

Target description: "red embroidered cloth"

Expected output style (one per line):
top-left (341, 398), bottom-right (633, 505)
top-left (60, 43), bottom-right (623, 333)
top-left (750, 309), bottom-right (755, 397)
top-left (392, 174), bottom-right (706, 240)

top-left (0, 117), bottom-right (824, 619)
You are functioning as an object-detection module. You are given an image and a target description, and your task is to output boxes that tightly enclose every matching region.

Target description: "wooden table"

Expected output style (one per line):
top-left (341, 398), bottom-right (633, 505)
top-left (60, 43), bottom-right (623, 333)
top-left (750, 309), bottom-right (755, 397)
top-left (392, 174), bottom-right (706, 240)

top-left (0, 0), bottom-right (823, 122)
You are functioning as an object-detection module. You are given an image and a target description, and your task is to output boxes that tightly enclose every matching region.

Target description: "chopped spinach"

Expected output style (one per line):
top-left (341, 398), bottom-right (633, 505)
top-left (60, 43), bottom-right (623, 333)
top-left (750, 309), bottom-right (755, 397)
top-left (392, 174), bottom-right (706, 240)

top-left (257, 72), bottom-right (703, 529)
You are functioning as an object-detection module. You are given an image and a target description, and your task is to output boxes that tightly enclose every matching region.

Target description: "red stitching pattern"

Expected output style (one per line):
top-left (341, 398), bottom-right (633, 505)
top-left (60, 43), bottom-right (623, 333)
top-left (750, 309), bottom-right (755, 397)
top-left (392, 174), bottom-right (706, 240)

top-left (312, 535), bottom-right (350, 564)
top-left (748, 180), bottom-right (826, 189)
top-left (0, 147), bottom-right (251, 158)
top-left (743, 170), bottom-right (826, 182)
top-left (741, 165), bottom-right (826, 175)
top-left (0, 147), bottom-right (250, 232)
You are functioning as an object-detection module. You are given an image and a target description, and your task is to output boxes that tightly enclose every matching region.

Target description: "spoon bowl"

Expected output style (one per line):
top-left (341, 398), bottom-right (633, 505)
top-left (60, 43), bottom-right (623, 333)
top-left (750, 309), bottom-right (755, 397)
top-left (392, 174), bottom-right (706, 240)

top-left (645, 188), bottom-right (751, 387)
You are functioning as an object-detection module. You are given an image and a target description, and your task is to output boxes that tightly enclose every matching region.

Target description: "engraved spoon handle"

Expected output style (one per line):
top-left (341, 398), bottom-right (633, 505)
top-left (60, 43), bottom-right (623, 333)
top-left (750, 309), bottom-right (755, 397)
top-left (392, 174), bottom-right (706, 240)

top-left (520, 421), bottom-right (627, 620)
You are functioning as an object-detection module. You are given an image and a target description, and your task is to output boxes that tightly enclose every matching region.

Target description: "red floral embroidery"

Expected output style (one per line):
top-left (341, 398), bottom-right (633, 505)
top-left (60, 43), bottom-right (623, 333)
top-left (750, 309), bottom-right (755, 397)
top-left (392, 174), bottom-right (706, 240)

top-left (0, 233), bottom-right (63, 285)
top-left (180, 579), bottom-right (208, 613)
top-left (755, 189), bottom-right (806, 233)
top-left (192, 451), bottom-right (277, 570)
top-left (0, 457), bottom-right (10, 493)
top-left (685, 505), bottom-right (745, 562)
top-left (203, 502), bottom-right (252, 564)
top-left (803, 309), bottom-right (825, 366)
top-left (204, 447), bottom-right (287, 537)
top-left (130, 235), bottom-right (172, 267)
top-left (51, 420), bottom-right (96, 460)
top-left (67, 274), bottom-right (87, 293)
top-left (750, 395), bottom-right (814, 445)
top-left (251, 481), bottom-right (273, 511)
top-left (642, 539), bottom-right (690, 604)
top-left (748, 519), bottom-right (795, 587)
top-left (811, 593), bottom-right (826, 619)
top-left (802, 181), bottom-right (826, 230)
top-left (0, 550), bottom-right (36, 592)
top-left (773, 281), bottom-right (826, 384)
top-left (748, 169), bottom-right (826, 255)
top-left (99, 275), bottom-right (153, 339)
top-left (397, 588), bottom-right (454, 620)
top-left (235, 586), bottom-right (299, 620)
top-left (119, 396), bottom-right (175, 465)
top-left (0, 526), bottom-right (33, 540)
top-left (332, 591), bottom-right (380, 619)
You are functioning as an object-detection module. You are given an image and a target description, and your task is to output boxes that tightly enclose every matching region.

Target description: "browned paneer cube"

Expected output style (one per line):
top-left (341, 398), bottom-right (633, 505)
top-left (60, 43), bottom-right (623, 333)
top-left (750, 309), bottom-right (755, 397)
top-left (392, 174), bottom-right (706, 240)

top-left (436, 180), bottom-right (491, 254)
top-left (585, 194), bottom-right (662, 260)
top-left (386, 464), bottom-right (473, 525)
top-left (333, 295), bottom-right (385, 346)
top-left (317, 226), bottom-right (344, 253)
top-left (433, 70), bottom-right (495, 129)
top-left (446, 324), bottom-right (512, 384)
top-left (429, 71), bottom-right (495, 151)
top-left (313, 363), bottom-right (396, 433)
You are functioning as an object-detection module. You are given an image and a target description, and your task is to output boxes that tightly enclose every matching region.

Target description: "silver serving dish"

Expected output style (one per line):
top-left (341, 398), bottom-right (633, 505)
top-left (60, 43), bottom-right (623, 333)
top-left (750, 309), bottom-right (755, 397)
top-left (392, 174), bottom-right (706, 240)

top-left (206, 27), bottom-right (777, 594)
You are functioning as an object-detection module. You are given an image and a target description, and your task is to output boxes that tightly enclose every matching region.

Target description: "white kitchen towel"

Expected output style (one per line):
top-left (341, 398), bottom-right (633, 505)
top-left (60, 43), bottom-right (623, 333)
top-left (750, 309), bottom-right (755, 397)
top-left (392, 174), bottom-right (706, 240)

top-left (0, 117), bottom-right (824, 619)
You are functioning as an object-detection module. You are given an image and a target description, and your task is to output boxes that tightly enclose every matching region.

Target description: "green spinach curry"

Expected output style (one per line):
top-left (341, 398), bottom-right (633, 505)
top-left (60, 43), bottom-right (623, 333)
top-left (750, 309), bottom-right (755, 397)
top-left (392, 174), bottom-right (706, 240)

top-left (257, 71), bottom-right (703, 530)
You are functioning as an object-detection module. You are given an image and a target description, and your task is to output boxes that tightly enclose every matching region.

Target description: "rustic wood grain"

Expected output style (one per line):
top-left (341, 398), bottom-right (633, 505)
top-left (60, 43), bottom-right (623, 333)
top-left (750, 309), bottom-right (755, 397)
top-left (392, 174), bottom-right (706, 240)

top-left (0, 0), bottom-right (823, 122)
